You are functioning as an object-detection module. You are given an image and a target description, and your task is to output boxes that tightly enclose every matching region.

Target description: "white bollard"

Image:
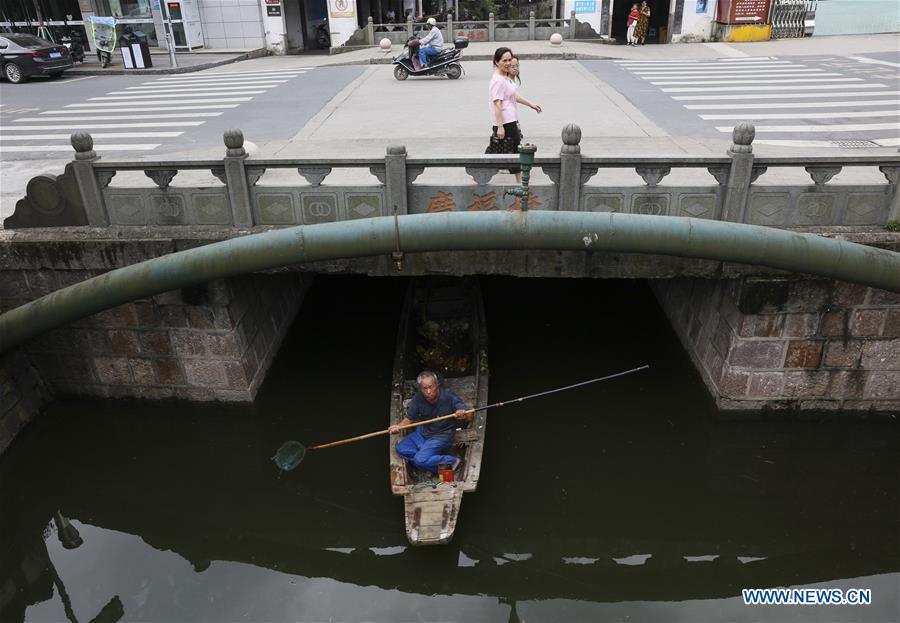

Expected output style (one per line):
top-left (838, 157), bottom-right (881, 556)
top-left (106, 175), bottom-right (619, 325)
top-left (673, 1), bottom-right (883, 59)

top-left (380, 37), bottom-right (392, 51)
top-left (550, 33), bottom-right (563, 46)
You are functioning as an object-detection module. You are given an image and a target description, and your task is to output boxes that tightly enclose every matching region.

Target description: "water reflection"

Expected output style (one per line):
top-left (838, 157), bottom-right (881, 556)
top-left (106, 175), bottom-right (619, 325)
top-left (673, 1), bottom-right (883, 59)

top-left (1, 276), bottom-right (897, 622)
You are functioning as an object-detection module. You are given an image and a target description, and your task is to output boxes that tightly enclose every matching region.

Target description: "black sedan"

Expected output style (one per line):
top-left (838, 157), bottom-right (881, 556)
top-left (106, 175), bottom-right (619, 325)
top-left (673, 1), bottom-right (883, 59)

top-left (0, 33), bottom-right (73, 83)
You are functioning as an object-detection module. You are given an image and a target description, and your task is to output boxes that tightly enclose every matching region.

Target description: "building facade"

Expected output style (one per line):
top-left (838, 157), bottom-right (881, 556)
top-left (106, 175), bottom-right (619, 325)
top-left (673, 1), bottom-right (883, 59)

top-left (1, 0), bottom-right (898, 52)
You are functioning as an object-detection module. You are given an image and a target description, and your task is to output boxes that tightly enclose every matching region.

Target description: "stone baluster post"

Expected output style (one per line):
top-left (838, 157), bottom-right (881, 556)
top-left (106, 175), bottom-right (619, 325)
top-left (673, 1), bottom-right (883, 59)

top-left (367, 16), bottom-right (375, 45)
top-left (722, 122), bottom-right (756, 223)
top-left (558, 124), bottom-right (583, 211)
top-left (70, 132), bottom-right (110, 227)
top-left (529, 10), bottom-right (535, 39)
top-left (569, 10), bottom-right (577, 39)
top-left (222, 129), bottom-right (254, 227)
top-left (385, 145), bottom-right (409, 216)
top-left (880, 166), bottom-right (900, 221)
top-left (407, 15), bottom-right (414, 38)
top-left (447, 13), bottom-right (453, 37)
top-left (488, 13), bottom-right (494, 41)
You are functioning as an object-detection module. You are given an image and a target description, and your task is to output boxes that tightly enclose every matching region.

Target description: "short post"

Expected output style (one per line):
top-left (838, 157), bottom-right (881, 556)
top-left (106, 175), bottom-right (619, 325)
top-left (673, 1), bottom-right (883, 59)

top-left (722, 122), bottom-right (756, 223)
top-left (447, 13), bottom-right (453, 37)
top-left (488, 12), bottom-right (494, 41)
top-left (505, 144), bottom-right (537, 211)
top-left (529, 10), bottom-right (535, 39)
top-left (70, 132), bottom-right (110, 226)
top-left (407, 15), bottom-right (414, 38)
top-left (222, 129), bottom-right (254, 227)
top-left (165, 31), bottom-right (178, 68)
top-left (558, 124), bottom-right (582, 211)
top-left (367, 16), bottom-right (375, 45)
top-left (569, 10), bottom-right (577, 39)
top-left (385, 145), bottom-right (409, 216)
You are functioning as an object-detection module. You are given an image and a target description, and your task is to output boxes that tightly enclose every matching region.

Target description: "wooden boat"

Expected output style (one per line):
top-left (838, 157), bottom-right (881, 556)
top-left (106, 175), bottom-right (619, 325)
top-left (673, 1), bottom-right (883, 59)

top-left (389, 277), bottom-right (489, 545)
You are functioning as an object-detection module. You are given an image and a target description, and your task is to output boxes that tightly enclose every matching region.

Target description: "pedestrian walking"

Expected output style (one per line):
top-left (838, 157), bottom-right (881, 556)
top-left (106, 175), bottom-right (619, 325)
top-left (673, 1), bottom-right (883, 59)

top-left (635, 1), bottom-right (651, 45)
top-left (485, 47), bottom-right (541, 182)
top-left (626, 3), bottom-right (640, 45)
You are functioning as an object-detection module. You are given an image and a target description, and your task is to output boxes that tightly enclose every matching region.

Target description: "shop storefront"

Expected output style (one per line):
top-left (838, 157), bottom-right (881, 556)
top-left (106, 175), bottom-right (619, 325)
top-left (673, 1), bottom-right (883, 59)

top-left (567, 0), bottom-right (716, 43)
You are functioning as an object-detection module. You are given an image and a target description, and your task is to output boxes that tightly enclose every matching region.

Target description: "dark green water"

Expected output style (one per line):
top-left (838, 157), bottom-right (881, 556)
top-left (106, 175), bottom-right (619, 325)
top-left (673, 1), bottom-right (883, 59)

top-left (1, 277), bottom-right (897, 622)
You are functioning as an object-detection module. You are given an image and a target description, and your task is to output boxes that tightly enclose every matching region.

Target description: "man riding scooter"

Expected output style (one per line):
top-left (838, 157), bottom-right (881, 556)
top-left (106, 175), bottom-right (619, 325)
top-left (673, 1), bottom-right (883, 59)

top-left (415, 17), bottom-right (443, 70)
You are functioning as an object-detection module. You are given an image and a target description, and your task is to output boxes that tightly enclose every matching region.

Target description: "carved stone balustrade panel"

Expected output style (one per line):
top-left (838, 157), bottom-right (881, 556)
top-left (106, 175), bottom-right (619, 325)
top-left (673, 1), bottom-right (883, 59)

top-left (145, 170), bottom-right (177, 190)
top-left (297, 167), bottom-right (332, 187)
top-left (805, 166), bottom-right (842, 186)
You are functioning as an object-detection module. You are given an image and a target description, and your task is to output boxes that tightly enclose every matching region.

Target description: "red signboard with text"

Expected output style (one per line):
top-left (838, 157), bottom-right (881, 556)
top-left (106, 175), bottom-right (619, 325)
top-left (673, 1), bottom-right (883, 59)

top-left (715, 0), bottom-right (771, 24)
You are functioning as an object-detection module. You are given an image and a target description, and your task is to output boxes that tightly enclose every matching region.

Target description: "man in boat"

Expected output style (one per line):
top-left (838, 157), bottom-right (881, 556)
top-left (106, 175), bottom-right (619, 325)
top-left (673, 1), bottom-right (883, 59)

top-left (389, 370), bottom-right (472, 473)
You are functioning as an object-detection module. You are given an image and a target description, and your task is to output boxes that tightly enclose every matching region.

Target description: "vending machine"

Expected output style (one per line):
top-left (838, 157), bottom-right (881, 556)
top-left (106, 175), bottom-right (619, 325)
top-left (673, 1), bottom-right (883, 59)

top-left (164, 0), bottom-right (204, 49)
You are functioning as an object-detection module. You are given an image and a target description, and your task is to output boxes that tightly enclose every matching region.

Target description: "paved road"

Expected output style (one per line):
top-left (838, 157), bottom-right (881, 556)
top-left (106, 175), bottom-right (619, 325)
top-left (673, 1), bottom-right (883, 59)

top-left (580, 52), bottom-right (900, 149)
top-left (2, 50), bottom-right (896, 220)
top-left (0, 65), bottom-right (366, 159)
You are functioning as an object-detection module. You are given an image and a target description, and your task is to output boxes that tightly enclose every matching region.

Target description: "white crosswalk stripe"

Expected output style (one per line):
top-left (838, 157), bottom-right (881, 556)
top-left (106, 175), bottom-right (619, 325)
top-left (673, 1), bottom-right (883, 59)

top-left (90, 91), bottom-right (268, 100)
top-left (41, 105), bottom-right (241, 114)
top-left (67, 98), bottom-right (253, 106)
top-left (17, 113), bottom-right (224, 121)
top-left (1, 67), bottom-right (310, 155)
top-left (0, 144), bottom-right (161, 152)
top-left (616, 57), bottom-right (900, 148)
top-left (0, 132), bottom-right (184, 140)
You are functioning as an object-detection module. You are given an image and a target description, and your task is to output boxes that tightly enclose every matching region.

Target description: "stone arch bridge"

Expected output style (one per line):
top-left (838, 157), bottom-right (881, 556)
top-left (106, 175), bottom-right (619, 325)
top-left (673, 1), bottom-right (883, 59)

top-left (1, 124), bottom-right (898, 452)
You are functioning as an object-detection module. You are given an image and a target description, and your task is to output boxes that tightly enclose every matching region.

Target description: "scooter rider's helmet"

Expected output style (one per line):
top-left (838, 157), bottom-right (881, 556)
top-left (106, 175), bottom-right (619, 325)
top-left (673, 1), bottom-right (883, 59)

top-left (426, 17), bottom-right (437, 26)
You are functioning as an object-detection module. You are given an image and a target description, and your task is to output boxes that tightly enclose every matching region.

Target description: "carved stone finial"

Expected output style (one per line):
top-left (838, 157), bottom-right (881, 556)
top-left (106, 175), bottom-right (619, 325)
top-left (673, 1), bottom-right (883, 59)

top-left (562, 124), bottom-right (581, 146)
top-left (730, 122), bottom-right (755, 154)
top-left (71, 132), bottom-right (97, 160)
top-left (561, 124), bottom-right (581, 155)
top-left (387, 145), bottom-right (407, 156)
top-left (224, 129), bottom-right (246, 157)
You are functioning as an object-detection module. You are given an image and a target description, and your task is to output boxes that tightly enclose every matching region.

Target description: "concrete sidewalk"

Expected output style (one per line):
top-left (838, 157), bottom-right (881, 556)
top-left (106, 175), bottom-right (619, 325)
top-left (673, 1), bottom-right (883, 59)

top-left (270, 32), bottom-right (900, 69)
top-left (65, 47), bottom-right (266, 75)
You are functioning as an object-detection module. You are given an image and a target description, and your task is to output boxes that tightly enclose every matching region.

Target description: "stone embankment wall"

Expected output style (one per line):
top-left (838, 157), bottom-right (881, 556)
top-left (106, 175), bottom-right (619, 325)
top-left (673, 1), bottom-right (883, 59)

top-left (653, 277), bottom-right (900, 414)
top-left (0, 349), bottom-right (52, 454)
top-left (0, 272), bottom-right (310, 403)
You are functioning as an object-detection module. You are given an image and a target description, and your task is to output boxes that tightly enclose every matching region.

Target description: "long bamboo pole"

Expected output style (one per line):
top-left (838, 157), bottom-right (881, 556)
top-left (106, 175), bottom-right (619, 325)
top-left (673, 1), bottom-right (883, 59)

top-left (308, 365), bottom-right (650, 451)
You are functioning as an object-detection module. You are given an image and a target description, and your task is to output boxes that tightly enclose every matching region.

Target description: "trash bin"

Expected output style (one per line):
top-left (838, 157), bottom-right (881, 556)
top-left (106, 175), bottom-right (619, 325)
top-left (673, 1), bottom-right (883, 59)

top-left (119, 30), bottom-right (153, 69)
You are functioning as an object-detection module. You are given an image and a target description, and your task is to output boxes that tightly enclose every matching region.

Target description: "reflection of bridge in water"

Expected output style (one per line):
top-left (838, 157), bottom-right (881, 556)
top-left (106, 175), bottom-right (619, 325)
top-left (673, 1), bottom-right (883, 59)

top-left (3, 405), bottom-right (897, 615)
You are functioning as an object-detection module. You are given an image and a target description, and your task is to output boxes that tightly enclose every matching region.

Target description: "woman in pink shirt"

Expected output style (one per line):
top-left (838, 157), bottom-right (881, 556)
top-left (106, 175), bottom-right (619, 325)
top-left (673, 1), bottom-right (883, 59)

top-left (488, 47), bottom-right (542, 181)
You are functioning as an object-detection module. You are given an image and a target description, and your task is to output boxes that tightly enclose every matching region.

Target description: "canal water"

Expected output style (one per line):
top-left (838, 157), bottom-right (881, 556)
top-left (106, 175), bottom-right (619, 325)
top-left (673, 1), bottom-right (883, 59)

top-left (1, 276), bottom-right (897, 622)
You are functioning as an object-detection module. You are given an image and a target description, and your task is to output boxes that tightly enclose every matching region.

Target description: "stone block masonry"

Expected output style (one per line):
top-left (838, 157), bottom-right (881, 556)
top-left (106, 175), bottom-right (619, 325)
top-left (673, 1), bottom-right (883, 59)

top-left (0, 349), bottom-right (53, 454)
top-left (652, 277), bottom-right (900, 415)
top-left (0, 272), bottom-right (311, 403)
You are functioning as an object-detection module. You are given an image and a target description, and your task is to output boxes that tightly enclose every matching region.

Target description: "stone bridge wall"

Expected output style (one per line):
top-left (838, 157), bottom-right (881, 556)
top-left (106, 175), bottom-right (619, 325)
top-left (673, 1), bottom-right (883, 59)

top-left (1, 269), bottom-right (309, 405)
top-left (0, 349), bottom-right (52, 455)
top-left (653, 277), bottom-right (900, 415)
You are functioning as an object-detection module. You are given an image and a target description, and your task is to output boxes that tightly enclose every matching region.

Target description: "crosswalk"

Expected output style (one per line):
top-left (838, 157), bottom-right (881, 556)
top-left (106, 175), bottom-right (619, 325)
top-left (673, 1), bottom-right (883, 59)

top-left (0, 67), bottom-right (310, 154)
top-left (614, 56), bottom-right (900, 148)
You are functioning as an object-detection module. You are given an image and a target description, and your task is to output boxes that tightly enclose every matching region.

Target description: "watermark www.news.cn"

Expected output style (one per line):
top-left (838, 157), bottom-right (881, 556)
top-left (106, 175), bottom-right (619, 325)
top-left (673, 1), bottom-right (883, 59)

top-left (742, 587), bottom-right (872, 606)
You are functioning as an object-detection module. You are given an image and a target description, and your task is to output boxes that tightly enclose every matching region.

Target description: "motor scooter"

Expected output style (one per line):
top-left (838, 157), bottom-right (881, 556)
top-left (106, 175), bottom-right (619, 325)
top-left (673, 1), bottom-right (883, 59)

top-left (392, 37), bottom-right (466, 80)
top-left (61, 29), bottom-right (86, 63)
top-left (89, 16), bottom-right (116, 68)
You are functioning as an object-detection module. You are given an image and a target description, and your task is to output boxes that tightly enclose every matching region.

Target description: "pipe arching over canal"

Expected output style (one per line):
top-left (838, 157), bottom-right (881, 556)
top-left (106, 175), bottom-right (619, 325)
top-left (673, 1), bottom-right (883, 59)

top-left (1, 211), bottom-right (899, 352)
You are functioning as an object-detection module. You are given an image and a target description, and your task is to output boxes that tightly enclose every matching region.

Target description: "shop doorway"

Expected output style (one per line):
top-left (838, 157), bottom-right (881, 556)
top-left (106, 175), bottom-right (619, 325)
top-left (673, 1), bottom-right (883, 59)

top-left (285, 0), bottom-right (330, 52)
top-left (610, 0), bottom-right (670, 43)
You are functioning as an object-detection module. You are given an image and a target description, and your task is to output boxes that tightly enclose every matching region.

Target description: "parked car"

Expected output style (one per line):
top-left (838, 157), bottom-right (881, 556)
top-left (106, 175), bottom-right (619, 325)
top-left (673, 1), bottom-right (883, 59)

top-left (0, 33), bottom-right (73, 83)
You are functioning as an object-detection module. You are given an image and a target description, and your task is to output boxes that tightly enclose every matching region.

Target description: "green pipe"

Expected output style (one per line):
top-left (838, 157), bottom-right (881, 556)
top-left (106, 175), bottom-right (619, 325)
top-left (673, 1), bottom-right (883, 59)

top-left (1, 211), bottom-right (898, 352)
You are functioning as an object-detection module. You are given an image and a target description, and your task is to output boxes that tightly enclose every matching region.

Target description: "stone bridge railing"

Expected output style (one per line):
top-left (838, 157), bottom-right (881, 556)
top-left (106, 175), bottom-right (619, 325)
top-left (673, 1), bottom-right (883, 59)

top-left (6, 123), bottom-right (899, 232)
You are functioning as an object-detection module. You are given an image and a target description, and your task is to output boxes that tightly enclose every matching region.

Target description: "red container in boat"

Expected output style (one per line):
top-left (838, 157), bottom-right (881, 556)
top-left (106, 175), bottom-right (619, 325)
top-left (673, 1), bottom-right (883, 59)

top-left (438, 463), bottom-right (455, 482)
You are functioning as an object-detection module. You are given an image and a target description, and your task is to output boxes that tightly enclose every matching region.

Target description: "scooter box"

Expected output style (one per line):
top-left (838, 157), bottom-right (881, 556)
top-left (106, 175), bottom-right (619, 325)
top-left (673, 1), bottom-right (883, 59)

top-left (453, 38), bottom-right (469, 49)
